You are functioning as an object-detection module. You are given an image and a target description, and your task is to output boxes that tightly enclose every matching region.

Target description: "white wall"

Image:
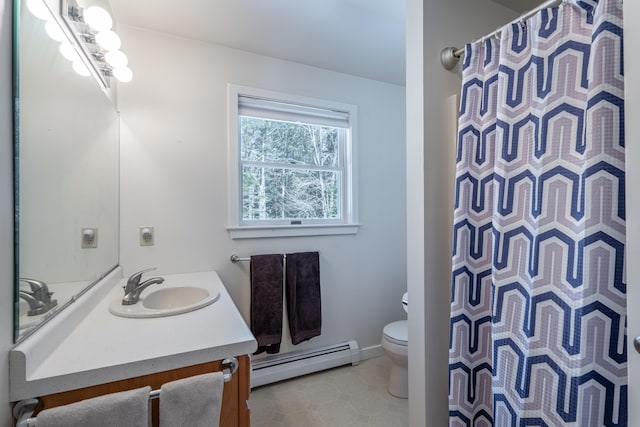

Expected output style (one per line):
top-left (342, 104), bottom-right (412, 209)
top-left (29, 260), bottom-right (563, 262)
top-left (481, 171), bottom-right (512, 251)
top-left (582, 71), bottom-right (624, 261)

top-left (406, 1), bottom-right (518, 425)
top-left (117, 26), bottom-right (407, 355)
top-left (405, 1), bottom-right (426, 424)
top-left (624, 2), bottom-right (640, 426)
top-left (1, 1), bottom-right (15, 425)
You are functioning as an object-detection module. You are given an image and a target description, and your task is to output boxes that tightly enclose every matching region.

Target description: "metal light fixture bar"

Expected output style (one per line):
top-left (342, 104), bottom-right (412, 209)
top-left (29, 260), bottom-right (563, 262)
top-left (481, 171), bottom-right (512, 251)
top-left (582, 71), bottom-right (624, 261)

top-left (60, 0), bottom-right (132, 88)
top-left (59, 0), bottom-right (110, 88)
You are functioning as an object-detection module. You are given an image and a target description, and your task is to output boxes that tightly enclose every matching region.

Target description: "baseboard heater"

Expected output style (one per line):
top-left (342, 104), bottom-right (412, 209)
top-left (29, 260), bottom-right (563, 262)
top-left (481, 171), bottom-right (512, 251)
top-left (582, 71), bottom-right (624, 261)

top-left (250, 340), bottom-right (360, 388)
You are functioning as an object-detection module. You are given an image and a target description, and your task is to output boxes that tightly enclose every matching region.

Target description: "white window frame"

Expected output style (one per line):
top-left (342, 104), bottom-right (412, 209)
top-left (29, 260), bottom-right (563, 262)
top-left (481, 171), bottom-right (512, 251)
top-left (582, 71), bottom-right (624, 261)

top-left (227, 84), bottom-right (359, 239)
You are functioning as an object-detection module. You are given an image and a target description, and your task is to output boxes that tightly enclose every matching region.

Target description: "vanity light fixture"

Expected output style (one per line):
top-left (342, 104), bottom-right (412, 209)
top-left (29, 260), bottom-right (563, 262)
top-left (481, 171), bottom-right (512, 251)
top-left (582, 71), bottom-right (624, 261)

top-left (82, 5), bottom-right (113, 32)
top-left (25, 0), bottom-right (89, 76)
top-left (25, 0), bottom-right (133, 86)
top-left (72, 59), bottom-right (91, 77)
top-left (111, 66), bottom-right (132, 82)
top-left (59, 42), bottom-right (80, 62)
top-left (60, 0), bottom-right (133, 86)
top-left (44, 20), bottom-right (67, 42)
top-left (95, 30), bottom-right (121, 51)
top-left (104, 50), bottom-right (127, 68)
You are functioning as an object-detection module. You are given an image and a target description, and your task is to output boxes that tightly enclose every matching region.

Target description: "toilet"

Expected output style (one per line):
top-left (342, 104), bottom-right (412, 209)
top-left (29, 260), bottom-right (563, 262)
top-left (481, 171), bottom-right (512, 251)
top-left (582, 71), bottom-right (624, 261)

top-left (381, 292), bottom-right (408, 398)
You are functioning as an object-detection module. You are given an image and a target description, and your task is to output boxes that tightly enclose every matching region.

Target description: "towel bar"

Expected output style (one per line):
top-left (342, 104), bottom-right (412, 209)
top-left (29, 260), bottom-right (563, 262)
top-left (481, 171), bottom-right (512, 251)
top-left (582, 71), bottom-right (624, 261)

top-left (14, 357), bottom-right (239, 427)
top-left (230, 254), bottom-right (250, 263)
top-left (230, 253), bottom-right (288, 263)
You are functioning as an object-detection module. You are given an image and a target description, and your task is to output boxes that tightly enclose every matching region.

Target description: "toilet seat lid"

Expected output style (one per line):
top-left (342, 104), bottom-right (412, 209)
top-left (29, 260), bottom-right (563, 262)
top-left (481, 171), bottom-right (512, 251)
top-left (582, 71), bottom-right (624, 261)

top-left (384, 320), bottom-right (408, 345)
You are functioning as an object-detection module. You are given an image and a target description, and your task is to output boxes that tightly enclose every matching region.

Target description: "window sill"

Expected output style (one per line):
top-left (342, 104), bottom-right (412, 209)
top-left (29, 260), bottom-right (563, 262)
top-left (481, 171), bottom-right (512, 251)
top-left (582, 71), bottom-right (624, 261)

top-left (227, 224), bottom-right (360, 239)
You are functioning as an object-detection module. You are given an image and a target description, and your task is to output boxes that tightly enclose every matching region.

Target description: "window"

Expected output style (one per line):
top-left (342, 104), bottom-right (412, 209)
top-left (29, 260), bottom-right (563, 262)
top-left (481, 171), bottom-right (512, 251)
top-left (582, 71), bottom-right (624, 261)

top-left (228, 85), bottom-right (359, 238)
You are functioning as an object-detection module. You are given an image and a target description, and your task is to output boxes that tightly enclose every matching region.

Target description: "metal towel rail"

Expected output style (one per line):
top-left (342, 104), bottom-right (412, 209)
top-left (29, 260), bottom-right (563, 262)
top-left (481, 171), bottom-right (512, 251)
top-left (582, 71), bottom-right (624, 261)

top-left (14, 358), bottom-right (239, 427)
top-left (230, 253), bottom-right (288, 263)
top-left (230, 254), bottom-right (250, 262)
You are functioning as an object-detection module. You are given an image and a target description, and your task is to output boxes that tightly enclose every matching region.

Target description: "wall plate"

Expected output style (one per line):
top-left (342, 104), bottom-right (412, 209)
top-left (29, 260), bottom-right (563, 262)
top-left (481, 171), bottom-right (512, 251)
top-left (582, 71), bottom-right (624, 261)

top-left (81, 227), bottom-right (98, 248)
top-left (140, 226), bottom-right (154, 246)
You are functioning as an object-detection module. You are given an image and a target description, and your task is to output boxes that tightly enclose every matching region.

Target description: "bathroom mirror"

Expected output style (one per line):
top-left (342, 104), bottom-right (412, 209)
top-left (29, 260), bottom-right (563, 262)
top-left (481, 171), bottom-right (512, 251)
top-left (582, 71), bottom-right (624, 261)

top-left (14, 0), bottom-right (120, 342)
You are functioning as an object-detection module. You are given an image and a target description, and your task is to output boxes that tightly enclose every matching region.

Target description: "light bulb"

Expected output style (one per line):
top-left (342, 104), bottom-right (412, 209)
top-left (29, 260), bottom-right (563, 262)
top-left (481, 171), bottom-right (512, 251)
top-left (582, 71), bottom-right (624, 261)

top-left (95, 30), bottom-right (121, 51)
top-left (83, 6), bottom-right (112, 32)
top-left (59, 43), bottom-right (80, 62)
top-left (112, 66), bottom-right (132, 83)
top-left (26, 0), bottom-right (52, 21)
top-left (45, 21), bottom-right (67, 43)
top-left (72, 60), bottom-right (91, 77)
top-left (105, 50), bottom-right (128, 68)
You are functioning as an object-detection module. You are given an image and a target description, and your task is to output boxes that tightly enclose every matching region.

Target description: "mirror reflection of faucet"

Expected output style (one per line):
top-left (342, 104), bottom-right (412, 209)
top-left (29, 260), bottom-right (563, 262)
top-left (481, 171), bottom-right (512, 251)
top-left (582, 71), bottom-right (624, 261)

top-left (19, 279), bottom-right (58, 316)
top-left (121, 268), bottom-right (165, 305)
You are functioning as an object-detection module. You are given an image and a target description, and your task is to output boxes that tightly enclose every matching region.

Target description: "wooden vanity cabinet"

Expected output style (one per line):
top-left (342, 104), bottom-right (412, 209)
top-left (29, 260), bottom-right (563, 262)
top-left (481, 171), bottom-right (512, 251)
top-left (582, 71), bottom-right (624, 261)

top-left (33, 355), bottom-right (251, 427)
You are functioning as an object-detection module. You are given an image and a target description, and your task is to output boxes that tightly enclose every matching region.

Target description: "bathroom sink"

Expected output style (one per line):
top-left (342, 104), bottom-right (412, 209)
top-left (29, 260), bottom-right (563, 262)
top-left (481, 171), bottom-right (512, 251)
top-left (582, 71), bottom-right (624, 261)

top-left (143, 286), bottom-right (209, 309)
top-left (109, 285), bottom-right (220, 318)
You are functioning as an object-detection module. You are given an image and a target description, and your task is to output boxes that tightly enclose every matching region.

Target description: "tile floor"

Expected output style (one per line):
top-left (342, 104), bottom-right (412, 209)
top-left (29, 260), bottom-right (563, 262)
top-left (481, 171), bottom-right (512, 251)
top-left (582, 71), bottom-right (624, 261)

top-left (249, 356), bottom-right (409, 427)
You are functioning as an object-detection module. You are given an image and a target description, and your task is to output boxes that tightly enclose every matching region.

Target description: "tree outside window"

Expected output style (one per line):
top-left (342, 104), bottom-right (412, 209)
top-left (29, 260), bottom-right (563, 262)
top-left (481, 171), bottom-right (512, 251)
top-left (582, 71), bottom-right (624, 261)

top-left (240, 116), bottom-right (342, 222)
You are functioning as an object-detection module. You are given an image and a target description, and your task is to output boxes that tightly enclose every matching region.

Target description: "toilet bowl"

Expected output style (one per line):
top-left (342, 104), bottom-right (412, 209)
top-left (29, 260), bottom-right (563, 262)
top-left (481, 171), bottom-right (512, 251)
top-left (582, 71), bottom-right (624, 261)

top-left (381, 292), bottom-right (408, 398)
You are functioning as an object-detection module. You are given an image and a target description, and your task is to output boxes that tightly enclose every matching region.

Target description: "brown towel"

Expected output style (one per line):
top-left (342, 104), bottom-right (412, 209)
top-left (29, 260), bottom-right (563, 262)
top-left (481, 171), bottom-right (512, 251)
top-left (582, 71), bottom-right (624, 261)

top-left (286, 252), bottom-right (322, 345)
top-left (250, 254), bottom-right (284, 354)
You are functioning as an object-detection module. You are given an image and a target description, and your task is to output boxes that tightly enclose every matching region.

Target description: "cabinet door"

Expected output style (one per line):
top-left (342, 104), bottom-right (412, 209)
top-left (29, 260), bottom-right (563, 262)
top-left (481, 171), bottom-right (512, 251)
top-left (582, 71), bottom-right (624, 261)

top-left (36, 355), bottom-right (251, 427)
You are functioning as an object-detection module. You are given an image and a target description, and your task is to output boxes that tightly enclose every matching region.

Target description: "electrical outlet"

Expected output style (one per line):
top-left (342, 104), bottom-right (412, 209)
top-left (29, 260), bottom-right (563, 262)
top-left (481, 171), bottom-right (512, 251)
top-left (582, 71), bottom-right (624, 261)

top-left (81, 227), bottom-right (98, 248)
top-left (140, 226), bottom-right (154, 246)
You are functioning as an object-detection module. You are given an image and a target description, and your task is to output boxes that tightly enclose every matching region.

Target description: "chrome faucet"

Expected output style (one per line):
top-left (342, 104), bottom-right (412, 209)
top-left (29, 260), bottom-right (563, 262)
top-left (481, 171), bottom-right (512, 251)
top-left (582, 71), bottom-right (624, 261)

top-left (122, 268), bottom-right (165, 305)
top-left (19, 279), bottom-right (58, 315)
top-left (19, 291), bottom-right (47, 316)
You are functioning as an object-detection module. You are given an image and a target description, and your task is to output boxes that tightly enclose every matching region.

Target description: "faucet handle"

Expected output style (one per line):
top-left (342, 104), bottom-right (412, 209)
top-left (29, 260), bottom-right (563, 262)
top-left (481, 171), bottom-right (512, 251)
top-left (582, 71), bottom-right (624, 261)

top-left (127, 267), bottom-right (157, 285)
top-left (20, 278), bottom-right (47, 291)
top-left (20, 278), bottom-right (51, 297)
top-left (19, 279), bottom-right (56, 308)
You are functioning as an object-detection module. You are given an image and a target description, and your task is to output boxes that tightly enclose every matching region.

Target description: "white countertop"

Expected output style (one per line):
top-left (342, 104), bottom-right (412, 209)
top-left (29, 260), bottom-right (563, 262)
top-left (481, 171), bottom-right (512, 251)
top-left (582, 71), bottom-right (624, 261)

top-left (10, 269), bottom-right (257, 401)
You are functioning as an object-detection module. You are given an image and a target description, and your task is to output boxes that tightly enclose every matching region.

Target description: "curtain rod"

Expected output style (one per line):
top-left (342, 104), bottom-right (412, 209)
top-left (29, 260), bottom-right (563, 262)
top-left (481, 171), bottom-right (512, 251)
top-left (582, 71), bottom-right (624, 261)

top-left (440, 0), bottom-right (563, 70)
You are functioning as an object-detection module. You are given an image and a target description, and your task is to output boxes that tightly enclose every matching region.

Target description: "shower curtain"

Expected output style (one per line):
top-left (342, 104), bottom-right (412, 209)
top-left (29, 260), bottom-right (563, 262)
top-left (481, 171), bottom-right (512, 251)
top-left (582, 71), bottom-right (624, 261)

top-left (449, 0), bottom-right (626, 425)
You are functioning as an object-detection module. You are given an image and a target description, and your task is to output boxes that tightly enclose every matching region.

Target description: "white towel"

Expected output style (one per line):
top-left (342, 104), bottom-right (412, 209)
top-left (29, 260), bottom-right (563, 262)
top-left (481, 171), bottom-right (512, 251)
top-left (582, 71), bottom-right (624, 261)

top-left (159, 372), bottom-right (224, 427)
top-left (37, 386), bottom-right (151, 427)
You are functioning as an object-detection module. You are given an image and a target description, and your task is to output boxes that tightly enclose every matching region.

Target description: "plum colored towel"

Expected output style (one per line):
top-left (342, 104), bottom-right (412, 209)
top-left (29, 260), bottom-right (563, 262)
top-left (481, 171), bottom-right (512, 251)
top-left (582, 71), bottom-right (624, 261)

top-left (250, 254), bottom-right (285, 354)
top-left (159, 372), bottom-right (224, 427)
top-left (286, 251), bottom-right (322, 344)
top-left (37, 386), bottom-right (151, 427)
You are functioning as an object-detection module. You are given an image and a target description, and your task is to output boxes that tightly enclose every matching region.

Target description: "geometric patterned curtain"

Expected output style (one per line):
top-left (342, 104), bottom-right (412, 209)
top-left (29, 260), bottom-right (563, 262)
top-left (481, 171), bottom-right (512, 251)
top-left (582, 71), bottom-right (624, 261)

top-left (449, 0), bottom-right (626, 425)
